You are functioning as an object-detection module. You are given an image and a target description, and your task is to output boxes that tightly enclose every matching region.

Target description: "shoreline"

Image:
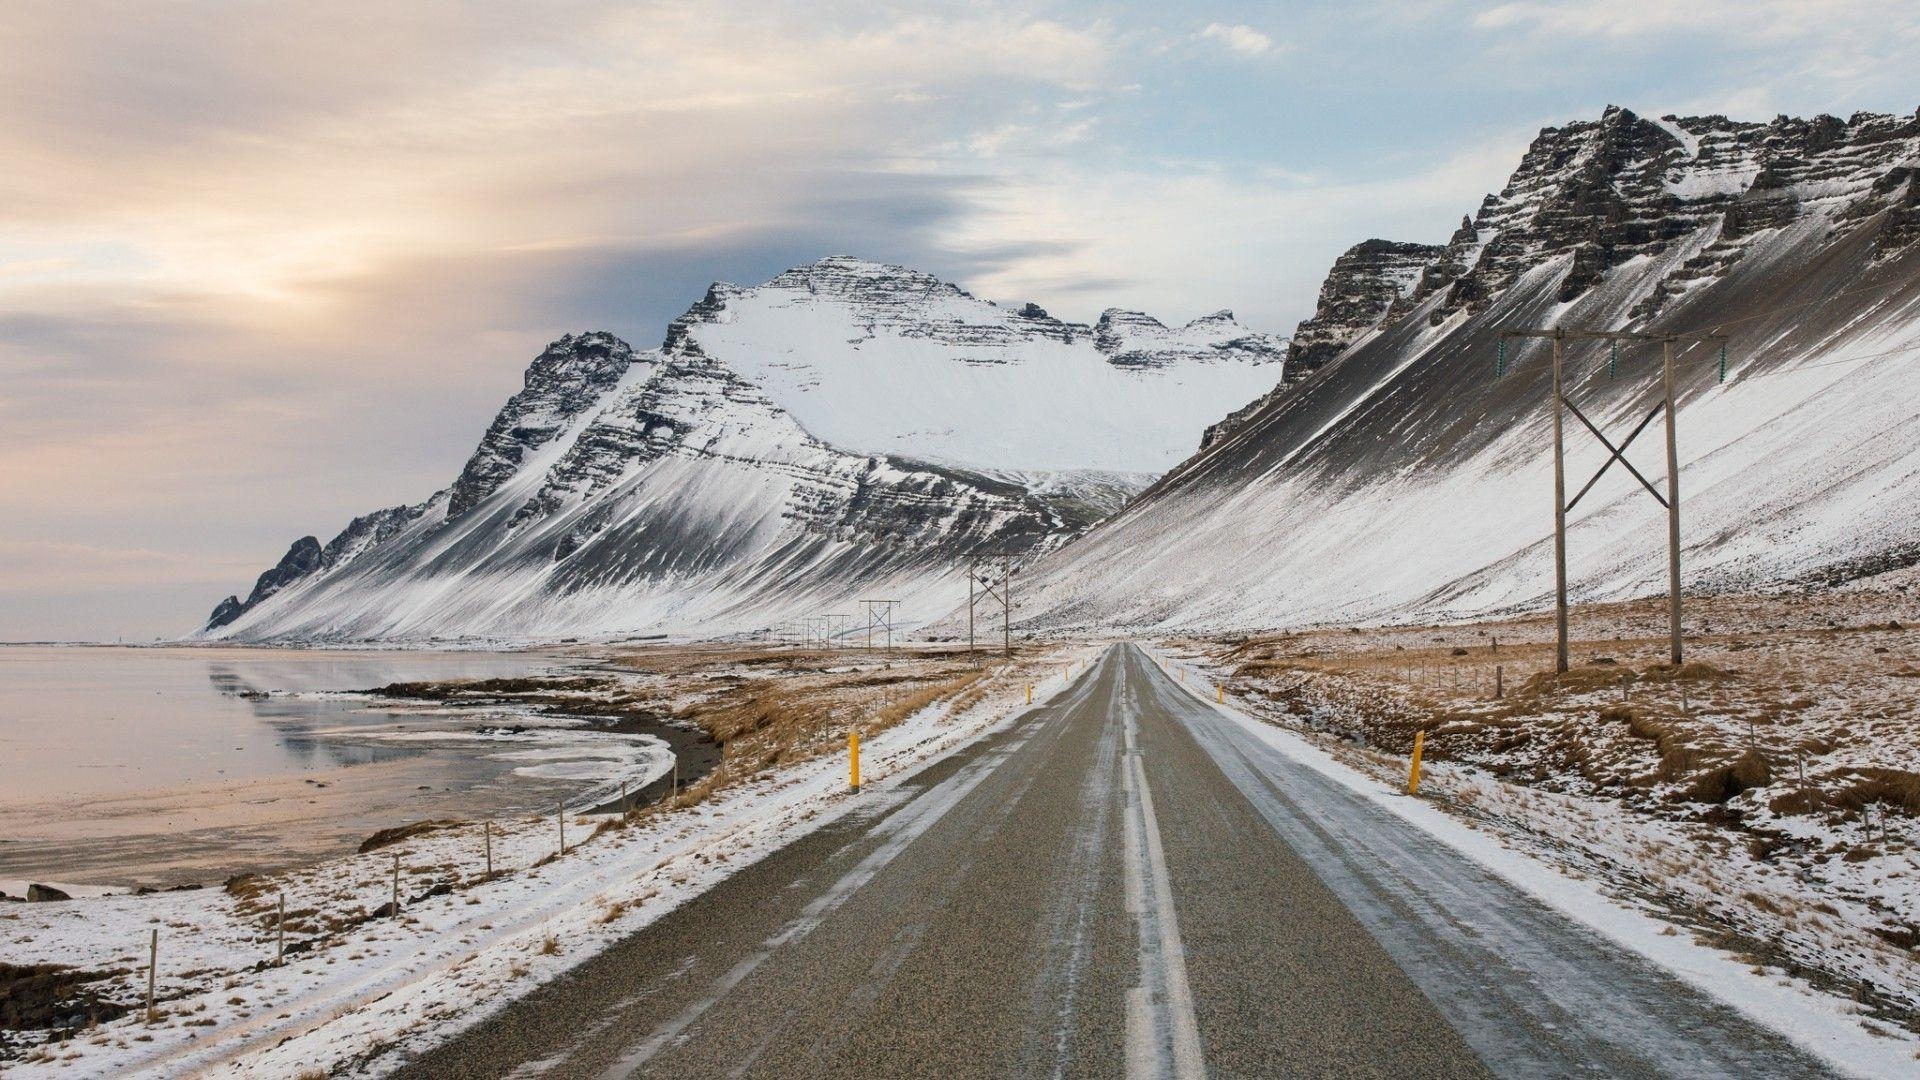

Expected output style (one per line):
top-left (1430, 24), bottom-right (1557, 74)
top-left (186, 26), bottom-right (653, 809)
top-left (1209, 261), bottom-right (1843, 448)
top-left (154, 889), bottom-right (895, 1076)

top-left (0, 656), bottom-right (717, 891)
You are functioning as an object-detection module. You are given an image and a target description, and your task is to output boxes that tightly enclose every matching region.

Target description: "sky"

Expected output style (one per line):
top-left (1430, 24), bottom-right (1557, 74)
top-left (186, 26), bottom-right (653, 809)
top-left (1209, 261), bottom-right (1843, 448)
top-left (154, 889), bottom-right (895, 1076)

top-left (4, 0), bottom-right (1920, 641)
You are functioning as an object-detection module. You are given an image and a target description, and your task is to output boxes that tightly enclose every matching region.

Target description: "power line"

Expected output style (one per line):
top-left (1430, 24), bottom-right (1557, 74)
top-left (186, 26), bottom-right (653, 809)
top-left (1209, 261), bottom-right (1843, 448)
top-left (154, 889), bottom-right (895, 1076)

top-left (1499, 330), bottom-right (1920, 384)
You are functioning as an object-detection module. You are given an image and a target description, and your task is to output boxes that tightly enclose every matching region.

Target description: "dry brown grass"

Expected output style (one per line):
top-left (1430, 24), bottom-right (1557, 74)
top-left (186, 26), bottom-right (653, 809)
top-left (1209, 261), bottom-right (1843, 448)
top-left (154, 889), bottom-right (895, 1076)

top-left (1201, 585), bottom-right (1920, 820)
top-left (580, 643), bottom-right (1046, 831)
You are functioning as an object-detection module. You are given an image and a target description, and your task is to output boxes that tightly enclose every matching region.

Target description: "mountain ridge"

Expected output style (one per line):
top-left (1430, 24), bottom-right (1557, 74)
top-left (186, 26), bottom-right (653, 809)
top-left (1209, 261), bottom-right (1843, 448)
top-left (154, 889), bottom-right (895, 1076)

top-left (1012, 104), bottom-right (1920, 634)
top-left (202, 257), bottom-right (1288, 640)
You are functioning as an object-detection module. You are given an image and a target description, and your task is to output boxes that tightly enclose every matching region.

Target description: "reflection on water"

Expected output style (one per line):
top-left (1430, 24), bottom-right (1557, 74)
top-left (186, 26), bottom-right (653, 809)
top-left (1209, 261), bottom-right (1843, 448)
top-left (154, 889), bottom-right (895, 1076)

top-left (0, 645), bottom-right (684, 887)
top-left (0, 646), bottom-right (575, 804)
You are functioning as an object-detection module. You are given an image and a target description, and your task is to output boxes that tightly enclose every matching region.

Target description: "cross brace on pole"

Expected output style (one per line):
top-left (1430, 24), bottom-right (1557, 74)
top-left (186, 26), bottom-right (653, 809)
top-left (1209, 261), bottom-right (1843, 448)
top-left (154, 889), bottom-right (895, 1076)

top-left (1498, 327), bottom-right (1727, 672)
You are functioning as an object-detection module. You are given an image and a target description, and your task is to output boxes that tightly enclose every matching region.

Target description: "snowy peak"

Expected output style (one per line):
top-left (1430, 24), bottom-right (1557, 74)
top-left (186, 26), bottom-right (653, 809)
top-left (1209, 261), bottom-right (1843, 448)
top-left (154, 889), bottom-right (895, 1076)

top-left (447, 331), bottom-right (638, 517)
top-left (672, 258), bottom-right (1286, 473)
top-left (763, 255), bottom-right (973, 309)
top-left (1093, 308), bottom-right (1285, 369)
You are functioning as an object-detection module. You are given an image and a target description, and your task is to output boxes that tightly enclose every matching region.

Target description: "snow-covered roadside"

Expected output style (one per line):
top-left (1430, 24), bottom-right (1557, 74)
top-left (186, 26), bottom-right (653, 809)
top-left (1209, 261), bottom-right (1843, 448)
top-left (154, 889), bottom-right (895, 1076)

top-left (1148, 647), bottom-right (1920, 1078)
top-left (1, 645), bottom-right (1100, 1077)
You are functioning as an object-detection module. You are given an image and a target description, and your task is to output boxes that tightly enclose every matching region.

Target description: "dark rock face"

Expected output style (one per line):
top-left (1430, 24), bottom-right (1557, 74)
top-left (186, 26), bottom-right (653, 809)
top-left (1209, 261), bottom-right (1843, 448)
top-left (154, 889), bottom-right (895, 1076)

top-left (207, 595), bottom-right (244, 629)
top-left (320, 503), bottom-right (431, 567)
top-left (446, 332), bottom-right (636, 517)
top-left (205, 535), bottom-right (323, 629)
top-left (1269, 106), bottom-right (1920, 377)
top-left (1400, 106), bottom-right (1920, 323)
top-left (1285, 240), bottom-right (1445, 376)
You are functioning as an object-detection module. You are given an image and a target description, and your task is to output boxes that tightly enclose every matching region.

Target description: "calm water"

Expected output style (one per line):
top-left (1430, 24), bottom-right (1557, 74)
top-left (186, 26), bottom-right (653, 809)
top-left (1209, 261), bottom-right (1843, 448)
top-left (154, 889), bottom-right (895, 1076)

top-left (0, 645), bottom-right (578, 803)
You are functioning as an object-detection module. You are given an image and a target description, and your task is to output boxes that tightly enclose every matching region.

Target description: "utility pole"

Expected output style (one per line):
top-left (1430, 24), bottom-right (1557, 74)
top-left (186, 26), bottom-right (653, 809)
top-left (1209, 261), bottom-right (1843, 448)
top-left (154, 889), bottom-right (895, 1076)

top-left (967, 565), bottom-right (976, 659)
top-left (1499, 326), bottom-right (1726, 672)
top-left (1552, 331), bottom-right (1568, 674)
top-left (966, 555), bottom-right (1013, 661)
top-left (1003, 552), bottom-right (1012, 658)
top-left (1661, 337), bottom-right (1683, 668)
top-left (861, 599), bottom-right (899, 652)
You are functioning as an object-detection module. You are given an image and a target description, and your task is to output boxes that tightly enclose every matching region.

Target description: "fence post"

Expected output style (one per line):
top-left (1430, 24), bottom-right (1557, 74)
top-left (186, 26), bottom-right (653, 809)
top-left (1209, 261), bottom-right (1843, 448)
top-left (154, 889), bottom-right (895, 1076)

top-left (276, 892), bottom-right (286, 966)
top-left (1407, 730), bottom-right (1426, 796)
top-left (849, 730), bottom-right (861, 793)
top-left (484, 819), bottom-right (493, 878)
top-left (391, 853), bottom-right (400, 916)
top-left (146, 927), bottom-right (158, 1022)
top-left (558, 803), bottom-right (567, 855)
top-left (1494, 664), bottom-right (1504, 700)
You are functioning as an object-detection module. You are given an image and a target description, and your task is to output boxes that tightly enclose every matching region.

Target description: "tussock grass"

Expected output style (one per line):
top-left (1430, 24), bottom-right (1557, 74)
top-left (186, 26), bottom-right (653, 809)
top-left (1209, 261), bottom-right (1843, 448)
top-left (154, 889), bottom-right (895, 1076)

top-left (1831, 768), bottom-right (1920, 816)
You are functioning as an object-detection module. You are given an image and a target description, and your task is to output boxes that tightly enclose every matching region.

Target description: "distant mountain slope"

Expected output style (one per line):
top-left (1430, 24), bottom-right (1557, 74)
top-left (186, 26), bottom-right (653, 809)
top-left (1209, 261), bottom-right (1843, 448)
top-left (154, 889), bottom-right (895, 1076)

top-left (1017, 106), bottom-right (1920, 634)
top-left (200, 259), bottom-right (1286, 642)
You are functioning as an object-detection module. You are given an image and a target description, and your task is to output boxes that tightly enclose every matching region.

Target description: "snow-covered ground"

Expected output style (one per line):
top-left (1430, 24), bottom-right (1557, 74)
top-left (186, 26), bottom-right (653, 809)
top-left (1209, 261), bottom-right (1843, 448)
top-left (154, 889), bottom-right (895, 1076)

top-left (0, 645), bottom-right (1097, 1076)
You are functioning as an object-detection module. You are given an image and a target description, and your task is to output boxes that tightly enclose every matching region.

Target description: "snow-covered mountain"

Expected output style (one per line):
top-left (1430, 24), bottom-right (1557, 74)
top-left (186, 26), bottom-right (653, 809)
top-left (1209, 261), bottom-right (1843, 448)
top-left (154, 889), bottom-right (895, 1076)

top-left (1017, 106), bottom-right (1920, 633)
top-left (201, 259), bottom-right (1286, 642)
top-left (673, 256), bottom-right (1285, 473)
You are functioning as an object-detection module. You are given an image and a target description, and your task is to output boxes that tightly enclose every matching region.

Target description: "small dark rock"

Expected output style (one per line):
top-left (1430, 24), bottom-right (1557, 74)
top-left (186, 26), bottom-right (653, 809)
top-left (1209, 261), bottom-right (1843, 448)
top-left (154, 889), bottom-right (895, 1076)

top-left (26, 883), bottom-right (71, 903)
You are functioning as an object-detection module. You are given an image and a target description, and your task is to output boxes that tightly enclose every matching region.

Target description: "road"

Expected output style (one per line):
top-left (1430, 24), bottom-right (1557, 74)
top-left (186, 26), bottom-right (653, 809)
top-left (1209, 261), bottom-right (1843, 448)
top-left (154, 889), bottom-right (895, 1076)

top-left (397, 644), bottom-right (1834, 1079)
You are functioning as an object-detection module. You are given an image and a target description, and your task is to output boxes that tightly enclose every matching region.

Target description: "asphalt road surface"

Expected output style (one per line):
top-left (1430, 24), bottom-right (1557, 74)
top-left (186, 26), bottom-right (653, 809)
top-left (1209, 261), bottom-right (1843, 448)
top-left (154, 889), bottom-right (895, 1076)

top-left (397, 644), bottom-right (1834, 1079)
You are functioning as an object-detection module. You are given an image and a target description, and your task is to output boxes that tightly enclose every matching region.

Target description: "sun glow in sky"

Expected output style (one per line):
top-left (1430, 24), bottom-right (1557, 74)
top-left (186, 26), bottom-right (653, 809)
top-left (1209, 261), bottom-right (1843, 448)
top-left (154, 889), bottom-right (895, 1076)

top-left (4, 0), bottom-right (1919, 639)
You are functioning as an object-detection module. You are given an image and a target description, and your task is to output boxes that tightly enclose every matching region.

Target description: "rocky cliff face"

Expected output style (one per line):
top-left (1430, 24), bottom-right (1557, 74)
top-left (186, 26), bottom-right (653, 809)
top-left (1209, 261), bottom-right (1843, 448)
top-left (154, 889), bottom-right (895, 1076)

top-left (1016, 106), bottom-right (1920, 634)
top-left (1395, 107), bottom-right (1920, 323)
top-left (1285, 240), bottom-right (1444, 374)
top-left (1200, 239), bottom-right (1441, 450)
top-left (201, 258), bottom-right (1284, 641)
top-left (446, 332), bottom-right (638, 517)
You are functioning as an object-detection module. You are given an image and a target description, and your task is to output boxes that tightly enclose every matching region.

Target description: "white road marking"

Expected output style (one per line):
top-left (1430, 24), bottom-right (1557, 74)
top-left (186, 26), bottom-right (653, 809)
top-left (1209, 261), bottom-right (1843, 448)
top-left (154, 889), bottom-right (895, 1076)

top-left (1118, 650), bottom-right (1207, 1080)
top-left (597, 708), bottom-right (1045, 1078)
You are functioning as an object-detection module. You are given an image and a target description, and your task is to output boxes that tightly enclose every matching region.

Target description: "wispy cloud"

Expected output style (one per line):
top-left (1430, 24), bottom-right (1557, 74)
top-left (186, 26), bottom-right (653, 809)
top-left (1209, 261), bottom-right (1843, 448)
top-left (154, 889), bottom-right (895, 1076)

top-left (1195, 22), bottom-right (1277, 57)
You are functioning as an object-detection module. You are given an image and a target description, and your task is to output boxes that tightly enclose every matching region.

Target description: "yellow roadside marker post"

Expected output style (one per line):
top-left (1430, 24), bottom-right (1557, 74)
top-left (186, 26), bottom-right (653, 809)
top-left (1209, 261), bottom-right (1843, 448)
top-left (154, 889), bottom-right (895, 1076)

top-left (1216, 683), bottom-right (1224, 704)
top-left (1407, 730), bottom-right (1426, 795)
top-left (1027, 684), bottom-right (1033, 704)
top-left (850, 730), bottom-right (860, 793)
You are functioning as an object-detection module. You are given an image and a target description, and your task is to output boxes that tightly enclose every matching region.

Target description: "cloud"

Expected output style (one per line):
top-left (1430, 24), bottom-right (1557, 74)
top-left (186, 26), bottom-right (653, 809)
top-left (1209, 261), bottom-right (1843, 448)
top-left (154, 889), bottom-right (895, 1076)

top-left (1469, 1), bottom-right (1920, 103)
top-left (0, 2), bottom-right (1144, 637)
top-left (949, 133), bottom-right (1531, 328)
top-left (0, 540), bottom-right (258, 590)
top-left (1196, 22), bottom-right (1276, 57)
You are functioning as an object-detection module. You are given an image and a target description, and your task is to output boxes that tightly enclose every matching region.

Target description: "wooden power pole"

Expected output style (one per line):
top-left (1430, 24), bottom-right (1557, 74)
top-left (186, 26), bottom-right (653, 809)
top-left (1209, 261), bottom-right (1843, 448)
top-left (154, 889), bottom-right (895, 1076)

top-left (966, 555), bottom-right (1014, 660)
top-left (861, 599), bottom-right (899, 651)
top-left (1499, 326), bottom-right (1726, 672)
top-left (1002, 552), bottom-right (1012, 658)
